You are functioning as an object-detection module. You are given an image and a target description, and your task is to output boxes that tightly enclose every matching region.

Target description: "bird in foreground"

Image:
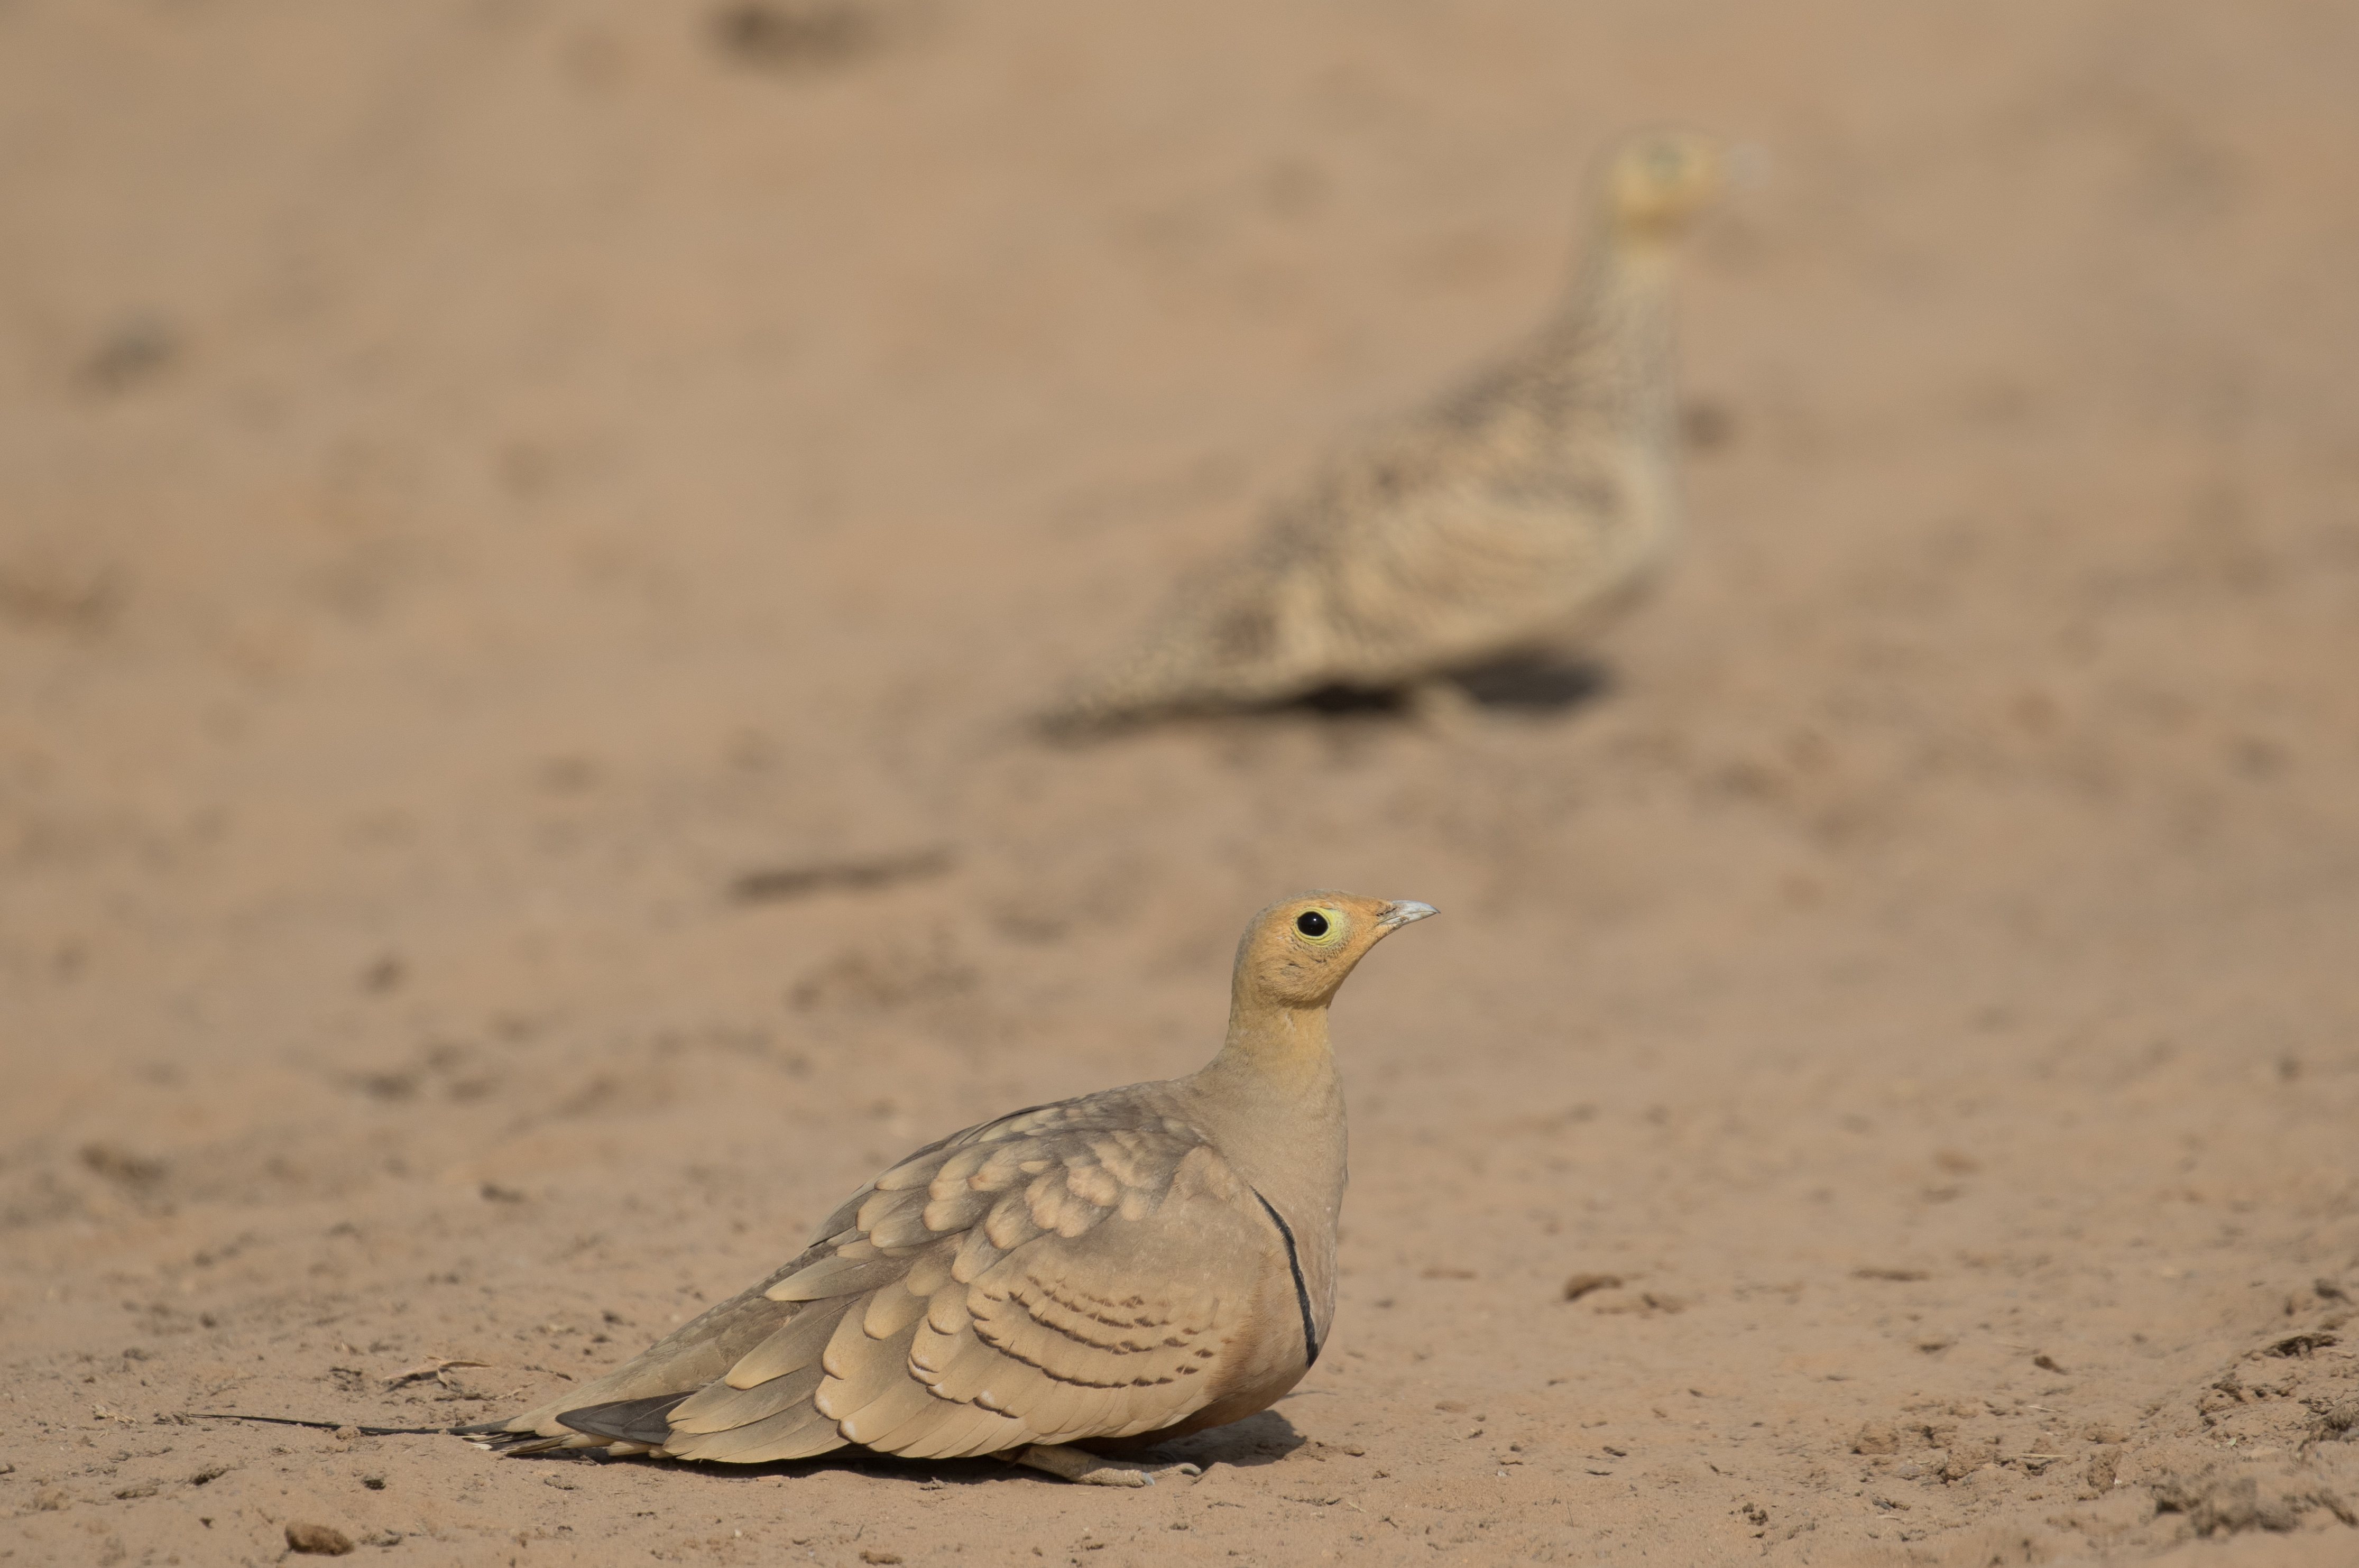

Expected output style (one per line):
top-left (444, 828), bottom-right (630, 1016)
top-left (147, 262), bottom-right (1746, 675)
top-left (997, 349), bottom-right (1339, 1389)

top-left (459, 891), bottom-right (1436, 1486)
top-left (1042, 129), bottom-right (1733, 732)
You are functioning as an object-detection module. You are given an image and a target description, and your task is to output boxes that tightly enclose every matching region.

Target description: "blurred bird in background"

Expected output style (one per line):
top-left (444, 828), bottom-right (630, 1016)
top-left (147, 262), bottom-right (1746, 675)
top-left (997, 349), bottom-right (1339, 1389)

top-left (1042, 128), bottom-right (1735, 733)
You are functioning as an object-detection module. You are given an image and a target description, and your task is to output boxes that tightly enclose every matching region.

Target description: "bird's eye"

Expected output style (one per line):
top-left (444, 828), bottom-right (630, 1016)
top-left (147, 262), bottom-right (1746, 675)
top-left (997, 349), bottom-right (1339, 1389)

top-left (1296, 910), bottom-right (1330, 937)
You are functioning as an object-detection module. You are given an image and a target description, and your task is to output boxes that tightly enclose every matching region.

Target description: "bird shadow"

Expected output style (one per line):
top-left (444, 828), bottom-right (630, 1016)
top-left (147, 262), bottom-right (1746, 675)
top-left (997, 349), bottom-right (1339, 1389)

top-left (1287, 653), bottom-right (1614, 720)
top-left (520, 1409), bottom-right (1309, 1492)
top-left (1140, 1407), bottom-right (1307, 1470)
top-left (1028, 653), bottom-right (1612, 747)
top-left (1444, 652), bottom-right (1615, 713)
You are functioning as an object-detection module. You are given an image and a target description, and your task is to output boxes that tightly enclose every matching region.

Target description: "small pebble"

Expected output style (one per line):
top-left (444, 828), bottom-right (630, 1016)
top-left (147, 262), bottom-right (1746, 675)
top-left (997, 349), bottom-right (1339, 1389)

top-left (285, 1520), bottom-right (354, 1556)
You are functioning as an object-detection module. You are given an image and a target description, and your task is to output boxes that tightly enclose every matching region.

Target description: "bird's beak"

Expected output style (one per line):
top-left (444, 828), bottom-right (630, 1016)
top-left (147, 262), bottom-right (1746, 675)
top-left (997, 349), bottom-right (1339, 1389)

top-left (1375, 900), bottom-right (1439, 930)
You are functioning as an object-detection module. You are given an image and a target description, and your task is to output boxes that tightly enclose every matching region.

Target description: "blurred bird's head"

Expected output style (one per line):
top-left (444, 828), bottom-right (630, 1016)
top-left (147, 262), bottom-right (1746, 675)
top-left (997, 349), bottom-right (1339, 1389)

top-left (1600, 128), bottom-right (1732, 241)
top-left (1233, 891), bottom-right (1437, 1011)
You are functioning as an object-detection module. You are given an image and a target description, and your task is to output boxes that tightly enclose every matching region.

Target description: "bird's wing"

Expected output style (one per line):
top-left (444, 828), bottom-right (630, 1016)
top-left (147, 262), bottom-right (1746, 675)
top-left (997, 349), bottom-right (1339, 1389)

top-left (1048, 370), bottom-right (1658, 720)
top-left (472, 1096), bottom-right (1297, 1463)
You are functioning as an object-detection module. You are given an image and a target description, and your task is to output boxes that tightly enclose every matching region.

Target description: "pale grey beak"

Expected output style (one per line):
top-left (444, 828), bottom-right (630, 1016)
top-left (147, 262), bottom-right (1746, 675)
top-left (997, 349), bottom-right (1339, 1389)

top-left (1376, 900), bottom-right (1439, 929)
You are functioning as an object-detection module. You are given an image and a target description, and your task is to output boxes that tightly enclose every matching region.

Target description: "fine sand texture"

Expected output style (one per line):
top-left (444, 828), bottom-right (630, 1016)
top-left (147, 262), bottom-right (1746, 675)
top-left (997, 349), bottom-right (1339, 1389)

top-left (5, 3), bottom-right (2358, 1564)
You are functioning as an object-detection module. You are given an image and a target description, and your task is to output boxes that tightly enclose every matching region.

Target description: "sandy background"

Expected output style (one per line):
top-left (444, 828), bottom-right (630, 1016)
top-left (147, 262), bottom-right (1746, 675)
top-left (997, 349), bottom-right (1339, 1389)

top-left (5, 2), bottom-right (2358, 1564)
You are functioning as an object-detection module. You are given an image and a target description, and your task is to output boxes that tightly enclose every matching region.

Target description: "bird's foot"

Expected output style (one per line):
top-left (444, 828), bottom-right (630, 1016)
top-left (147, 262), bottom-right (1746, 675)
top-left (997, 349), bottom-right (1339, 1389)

top-left (1012, 1444), bottom-right (1201, 1488)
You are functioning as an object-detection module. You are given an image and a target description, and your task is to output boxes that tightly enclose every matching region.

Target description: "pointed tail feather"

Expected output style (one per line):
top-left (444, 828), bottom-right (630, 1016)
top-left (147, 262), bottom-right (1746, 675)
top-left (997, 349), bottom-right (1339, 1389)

top-left (555, 1392), bottom-right (694, 1447)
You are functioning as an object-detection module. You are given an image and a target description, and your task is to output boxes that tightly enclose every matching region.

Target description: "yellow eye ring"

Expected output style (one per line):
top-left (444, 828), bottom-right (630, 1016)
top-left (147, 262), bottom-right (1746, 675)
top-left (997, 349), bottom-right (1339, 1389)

top-left (1294, 908), bottom-right (1346, 944)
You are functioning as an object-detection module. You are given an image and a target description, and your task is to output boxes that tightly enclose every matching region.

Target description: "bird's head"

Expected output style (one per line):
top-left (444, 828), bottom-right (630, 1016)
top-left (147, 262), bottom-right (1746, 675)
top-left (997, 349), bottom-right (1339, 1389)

top-left (1601, 128), bottom-right (1732, 241)
top-left (1233, 891), bottom-right (1437, 1010)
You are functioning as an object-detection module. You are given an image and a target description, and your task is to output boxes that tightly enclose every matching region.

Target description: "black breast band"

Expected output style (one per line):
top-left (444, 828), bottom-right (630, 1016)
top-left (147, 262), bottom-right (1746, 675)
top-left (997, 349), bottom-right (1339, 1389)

top-left (1250, 1187), bottom-right (1320, 1367)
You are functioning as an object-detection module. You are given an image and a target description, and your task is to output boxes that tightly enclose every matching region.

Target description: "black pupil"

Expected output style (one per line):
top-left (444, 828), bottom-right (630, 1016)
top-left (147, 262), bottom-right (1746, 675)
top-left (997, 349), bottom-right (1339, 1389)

top-left (1296, 911), bottom-right (1329, 937)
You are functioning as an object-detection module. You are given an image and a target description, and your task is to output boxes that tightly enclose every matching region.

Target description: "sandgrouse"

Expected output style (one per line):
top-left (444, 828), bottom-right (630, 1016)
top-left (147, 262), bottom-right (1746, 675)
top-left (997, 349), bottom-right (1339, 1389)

top-left (460, 892), bottom-right (1435, 1485)
top-left (1043, 129), bottom-right (1730, 730)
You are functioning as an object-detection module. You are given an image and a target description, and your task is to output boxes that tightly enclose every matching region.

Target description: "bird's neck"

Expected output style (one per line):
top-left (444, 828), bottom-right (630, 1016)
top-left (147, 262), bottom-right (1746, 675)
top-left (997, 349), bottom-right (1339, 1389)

top-left (1574, 215), bottom-right (1681, 313)
top-left (1202, 996), bottom-right (1339, 1101)
top-left (1184, 994), bottom-right (1347, 1202)
top-left (1546, 220), bottom-right (1681, 428)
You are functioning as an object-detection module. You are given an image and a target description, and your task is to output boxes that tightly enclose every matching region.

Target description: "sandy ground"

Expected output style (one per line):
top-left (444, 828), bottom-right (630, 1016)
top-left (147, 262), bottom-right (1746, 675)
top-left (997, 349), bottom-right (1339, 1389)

top-left (5, 2), bottom-right (2359, 1564)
